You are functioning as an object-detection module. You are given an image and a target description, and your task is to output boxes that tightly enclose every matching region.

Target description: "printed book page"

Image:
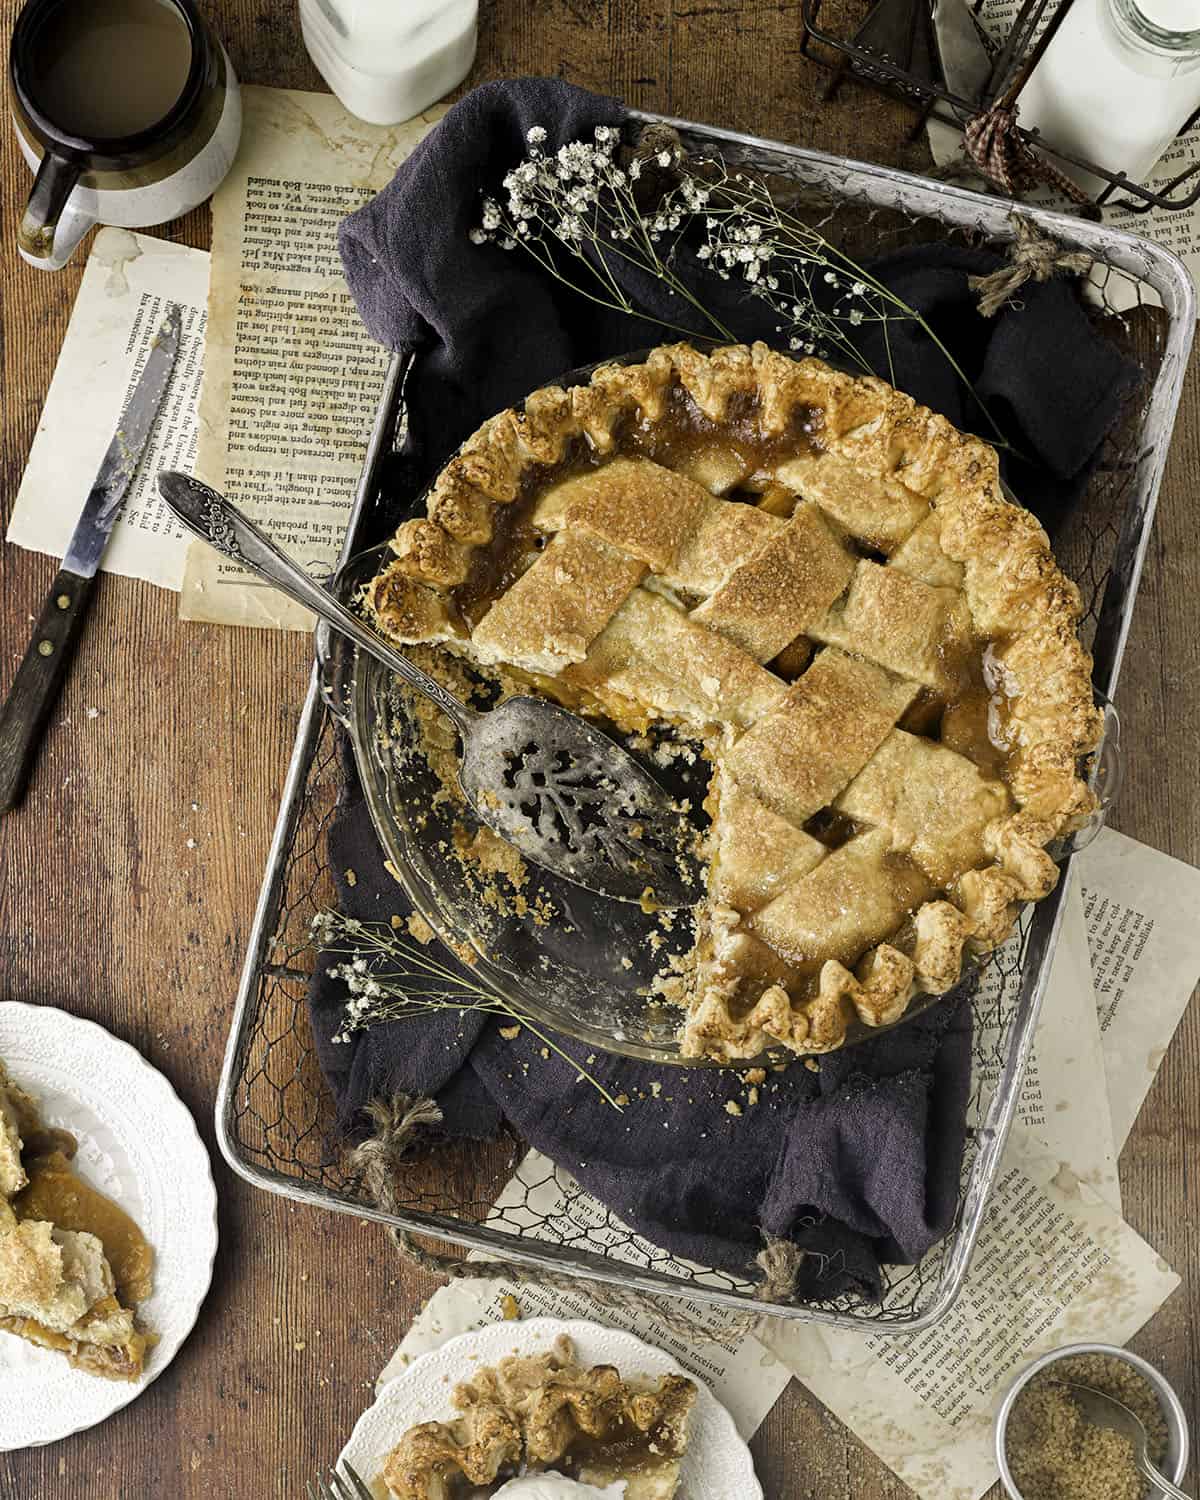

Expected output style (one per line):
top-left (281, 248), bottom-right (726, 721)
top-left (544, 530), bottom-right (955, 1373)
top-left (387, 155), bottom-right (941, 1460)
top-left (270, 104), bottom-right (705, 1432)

top-left (179, 85), bottom-right (443, 630)
top-left (760, 1138), bottom-right (1179, 1500)
top-left (6, 228), bottom-right (208, 590)
top-left (1078, 826), bottom-right (1200, 1148)
top-left (974, 820), bottom-right (1200, 1213)
top-left (982, 868), bottom-right (1121, 1211)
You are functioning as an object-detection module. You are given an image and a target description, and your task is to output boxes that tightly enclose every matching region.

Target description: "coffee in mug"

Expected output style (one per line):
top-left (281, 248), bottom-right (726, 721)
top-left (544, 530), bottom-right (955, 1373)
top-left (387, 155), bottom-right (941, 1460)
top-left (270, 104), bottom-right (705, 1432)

top-left (9, 0), bottom-right (242, 269)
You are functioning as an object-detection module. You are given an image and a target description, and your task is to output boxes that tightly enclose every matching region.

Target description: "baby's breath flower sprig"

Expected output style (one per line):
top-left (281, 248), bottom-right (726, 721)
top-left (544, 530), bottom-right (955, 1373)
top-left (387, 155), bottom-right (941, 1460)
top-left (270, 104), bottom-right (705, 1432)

top-left (473, 124), bottom-right (736, 343)
top-left (653, 161), bottom-right (1007, 445)
top-left (471, 127), bottom-right (1006, 448)
top-left (311, 910), bottom-right (624, 1112)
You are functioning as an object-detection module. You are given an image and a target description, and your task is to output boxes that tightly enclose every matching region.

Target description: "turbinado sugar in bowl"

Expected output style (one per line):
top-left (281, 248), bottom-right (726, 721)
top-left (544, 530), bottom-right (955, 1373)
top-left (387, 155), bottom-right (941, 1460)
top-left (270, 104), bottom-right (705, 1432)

top-left (1004, 1353), bottom-right (1170, 1500)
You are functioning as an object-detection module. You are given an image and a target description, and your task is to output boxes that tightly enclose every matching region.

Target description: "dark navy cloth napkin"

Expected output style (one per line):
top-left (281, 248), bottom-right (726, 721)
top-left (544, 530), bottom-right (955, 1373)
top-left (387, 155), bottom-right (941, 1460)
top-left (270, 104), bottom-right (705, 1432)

top-left (338, 77), bottom-right (1139, 524)
top-left (310, 77), bottom-right (1134, 1298)
top-left (309, 794), bottom-right (975, 1300)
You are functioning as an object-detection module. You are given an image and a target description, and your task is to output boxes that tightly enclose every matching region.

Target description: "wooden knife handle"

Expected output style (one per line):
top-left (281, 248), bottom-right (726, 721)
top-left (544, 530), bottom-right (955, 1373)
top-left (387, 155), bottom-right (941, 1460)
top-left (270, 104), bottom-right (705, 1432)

top-left (0, 567), bottom-right (98, 814)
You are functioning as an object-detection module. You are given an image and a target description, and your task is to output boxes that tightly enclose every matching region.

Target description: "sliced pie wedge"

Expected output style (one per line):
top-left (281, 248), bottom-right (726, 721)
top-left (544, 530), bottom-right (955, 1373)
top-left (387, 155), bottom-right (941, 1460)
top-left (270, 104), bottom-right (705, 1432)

top-left (382, 1335), bottom-right (697, 1499)
top-left (0, 1059), bottom-right (152, 1382)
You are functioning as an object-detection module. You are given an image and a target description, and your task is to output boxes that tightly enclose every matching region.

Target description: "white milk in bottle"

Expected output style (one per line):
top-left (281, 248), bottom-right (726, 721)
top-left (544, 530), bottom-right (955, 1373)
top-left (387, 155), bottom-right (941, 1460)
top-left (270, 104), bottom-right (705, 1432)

top-left (299, 0), bottom-right (477, 125)
top-left (1017, 0), bottom-right (1200, 196)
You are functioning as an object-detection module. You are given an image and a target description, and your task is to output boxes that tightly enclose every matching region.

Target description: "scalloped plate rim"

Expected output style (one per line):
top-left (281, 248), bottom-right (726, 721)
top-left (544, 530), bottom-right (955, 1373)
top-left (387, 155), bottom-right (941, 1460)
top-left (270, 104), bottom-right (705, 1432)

top-left (338, 1314), bottom-right (762, 1499)
top-left (0, 1001), bottom-right (219, 1450)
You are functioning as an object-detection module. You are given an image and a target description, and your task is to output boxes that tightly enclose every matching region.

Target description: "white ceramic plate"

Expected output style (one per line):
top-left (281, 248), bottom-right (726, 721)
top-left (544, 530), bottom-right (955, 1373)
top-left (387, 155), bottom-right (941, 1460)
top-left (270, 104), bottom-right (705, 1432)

top-left (339, 1316), bottom-right (763, 1499)
top-left (0, 1001), bottom-right (218, 1449)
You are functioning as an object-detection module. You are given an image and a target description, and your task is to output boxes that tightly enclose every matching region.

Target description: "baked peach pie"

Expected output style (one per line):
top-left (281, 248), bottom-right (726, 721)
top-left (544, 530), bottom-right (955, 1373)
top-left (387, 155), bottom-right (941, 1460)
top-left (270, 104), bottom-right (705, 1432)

top-left (367, 343), bottom-right (1102, 1061)
top-left (0, 1059), bottom-right (152, 1381)
top-left (382, 1335), bottom-right (696, 1499)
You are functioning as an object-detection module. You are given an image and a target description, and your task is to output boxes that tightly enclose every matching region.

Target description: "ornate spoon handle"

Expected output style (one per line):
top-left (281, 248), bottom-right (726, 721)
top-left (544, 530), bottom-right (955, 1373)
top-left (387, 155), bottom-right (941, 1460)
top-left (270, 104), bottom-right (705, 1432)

top-left (1138, 1456), bottom-right (1193, 1500)
top-left (156, 471), bottom-right (473, 733)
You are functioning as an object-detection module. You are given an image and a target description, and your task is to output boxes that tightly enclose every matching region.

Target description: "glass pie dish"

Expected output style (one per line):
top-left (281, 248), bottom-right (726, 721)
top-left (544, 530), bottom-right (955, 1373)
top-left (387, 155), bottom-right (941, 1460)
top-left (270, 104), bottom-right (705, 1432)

top-left (315, 535), bottom-right (1119, 1069)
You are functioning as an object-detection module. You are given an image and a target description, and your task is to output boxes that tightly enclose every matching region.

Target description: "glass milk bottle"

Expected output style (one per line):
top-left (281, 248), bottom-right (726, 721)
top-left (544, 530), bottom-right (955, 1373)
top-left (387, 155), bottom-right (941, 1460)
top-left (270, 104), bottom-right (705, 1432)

top-left (299, 0), bottom-right (477, 125)
top-left (1017, 0), bottom-right (1200, 197)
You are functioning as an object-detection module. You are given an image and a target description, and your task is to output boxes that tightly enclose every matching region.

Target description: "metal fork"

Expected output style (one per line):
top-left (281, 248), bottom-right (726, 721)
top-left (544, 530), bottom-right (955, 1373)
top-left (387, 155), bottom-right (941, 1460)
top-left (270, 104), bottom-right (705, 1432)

top-left (304, 1460), bottom-right (376, 1500)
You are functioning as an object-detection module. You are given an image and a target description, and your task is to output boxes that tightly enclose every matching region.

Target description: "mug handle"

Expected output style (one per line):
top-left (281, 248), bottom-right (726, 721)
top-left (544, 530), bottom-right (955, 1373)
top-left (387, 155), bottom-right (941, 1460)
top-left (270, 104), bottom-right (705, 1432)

top-left (18, 150), bottom-right (94, 269)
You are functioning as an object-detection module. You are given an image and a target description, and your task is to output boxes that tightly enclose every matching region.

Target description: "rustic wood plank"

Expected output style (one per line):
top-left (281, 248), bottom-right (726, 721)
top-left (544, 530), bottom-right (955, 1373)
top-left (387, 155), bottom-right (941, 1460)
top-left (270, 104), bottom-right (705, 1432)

top-left (1, 2), bottom-right (1195, 1497)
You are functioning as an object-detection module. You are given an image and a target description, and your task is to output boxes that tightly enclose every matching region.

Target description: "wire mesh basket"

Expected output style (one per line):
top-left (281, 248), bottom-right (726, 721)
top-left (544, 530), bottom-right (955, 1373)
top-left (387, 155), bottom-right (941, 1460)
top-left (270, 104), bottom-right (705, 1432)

top-left (215, 113), bottom-right (1194, 1332)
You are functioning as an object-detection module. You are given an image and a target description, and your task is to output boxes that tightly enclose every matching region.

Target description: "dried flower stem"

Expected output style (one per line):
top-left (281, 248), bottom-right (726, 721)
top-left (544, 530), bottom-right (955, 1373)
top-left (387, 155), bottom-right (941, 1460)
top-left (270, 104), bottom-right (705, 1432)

top-left (312, 910), bottom-right (625, 1112)
top-left (474, 125), bottom-right (1008, 448)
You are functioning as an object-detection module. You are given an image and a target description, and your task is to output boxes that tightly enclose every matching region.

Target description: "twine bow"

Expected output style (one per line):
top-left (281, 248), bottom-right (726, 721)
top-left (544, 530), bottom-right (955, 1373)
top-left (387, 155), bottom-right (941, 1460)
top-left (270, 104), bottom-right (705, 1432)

top-left (963, 104), bottom-right (1094, 207)
top-left (967, 214), bottom-right (1093, 317)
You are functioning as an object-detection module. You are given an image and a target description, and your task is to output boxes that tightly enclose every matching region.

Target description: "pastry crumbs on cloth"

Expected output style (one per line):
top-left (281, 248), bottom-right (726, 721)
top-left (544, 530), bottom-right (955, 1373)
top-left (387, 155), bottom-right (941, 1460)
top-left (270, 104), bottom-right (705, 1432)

top-left (725, 1100), bottom-right (742, 1117)
top-left (1005, 1353), bottom-right (1169, 1500)
top-left (499, 1025), bottom-right (521, 1041)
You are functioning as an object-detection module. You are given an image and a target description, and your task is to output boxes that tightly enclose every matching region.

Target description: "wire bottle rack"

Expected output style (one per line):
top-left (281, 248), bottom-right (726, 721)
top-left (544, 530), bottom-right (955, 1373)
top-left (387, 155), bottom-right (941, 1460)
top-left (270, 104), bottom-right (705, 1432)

top-left (215, 112), bottom-right (1193, 1332)
top-left (800, 0), bottom-right (1200, 212)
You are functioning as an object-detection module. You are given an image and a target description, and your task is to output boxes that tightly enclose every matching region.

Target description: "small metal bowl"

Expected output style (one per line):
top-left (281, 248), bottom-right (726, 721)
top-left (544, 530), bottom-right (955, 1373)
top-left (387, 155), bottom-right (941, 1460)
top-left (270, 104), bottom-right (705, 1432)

top-left (995, 1341), bottom-right (1190, 1498)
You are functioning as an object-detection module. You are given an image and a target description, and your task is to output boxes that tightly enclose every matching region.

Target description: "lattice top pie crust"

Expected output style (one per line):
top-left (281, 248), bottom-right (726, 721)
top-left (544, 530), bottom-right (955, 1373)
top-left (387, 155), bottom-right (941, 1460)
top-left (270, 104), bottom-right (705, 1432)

top-left (367, 343), bottom-right (1103, 1061)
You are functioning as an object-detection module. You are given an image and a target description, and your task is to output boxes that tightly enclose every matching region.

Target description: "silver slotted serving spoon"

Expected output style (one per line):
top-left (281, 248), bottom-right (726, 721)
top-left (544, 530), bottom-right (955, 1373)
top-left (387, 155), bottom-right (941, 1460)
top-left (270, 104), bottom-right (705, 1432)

top-left (157, 471), bottom-right (699, 907)
top-left (1063, 1384), bottom-right (1193, 1500)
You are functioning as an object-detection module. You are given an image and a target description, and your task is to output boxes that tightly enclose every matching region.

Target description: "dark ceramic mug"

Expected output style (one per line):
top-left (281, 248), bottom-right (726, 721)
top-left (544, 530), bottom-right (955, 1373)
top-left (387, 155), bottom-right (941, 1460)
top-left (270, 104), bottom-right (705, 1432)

top-left (8, 0), bottom-right (241, 269)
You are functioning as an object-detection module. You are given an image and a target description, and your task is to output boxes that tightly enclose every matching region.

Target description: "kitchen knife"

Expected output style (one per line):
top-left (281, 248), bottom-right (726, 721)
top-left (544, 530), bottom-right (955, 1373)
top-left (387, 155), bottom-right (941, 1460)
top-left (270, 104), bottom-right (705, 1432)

top-left (931, 0), bottom-right (994, 107)
top-left (0, 303), bottom-right (182, 814)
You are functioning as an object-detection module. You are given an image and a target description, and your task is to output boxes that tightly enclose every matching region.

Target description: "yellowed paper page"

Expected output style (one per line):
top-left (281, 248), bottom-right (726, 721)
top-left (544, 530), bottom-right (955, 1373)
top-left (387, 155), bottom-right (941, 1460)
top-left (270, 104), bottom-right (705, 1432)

top-left (179, 85), bottom-right (443, 629)
top-left (760, 1136), bottom-right (1179, 1500)
top-left (7, 228), bottom-right (208, 590)
top-left (1007, 870), bottom-right (1120, 1211)
top-left (1079, 826), bottom-right (1200, 1146)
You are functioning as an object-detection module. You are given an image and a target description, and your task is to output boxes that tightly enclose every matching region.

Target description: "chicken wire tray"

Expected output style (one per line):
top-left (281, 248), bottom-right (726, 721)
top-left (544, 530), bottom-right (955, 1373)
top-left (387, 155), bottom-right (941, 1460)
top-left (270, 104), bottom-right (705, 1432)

top-left (215, 112), bottom-right (1194, 1332)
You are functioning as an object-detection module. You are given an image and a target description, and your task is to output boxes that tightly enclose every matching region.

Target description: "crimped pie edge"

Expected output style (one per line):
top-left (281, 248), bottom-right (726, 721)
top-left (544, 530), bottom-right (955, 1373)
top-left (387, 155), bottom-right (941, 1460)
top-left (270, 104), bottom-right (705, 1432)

top-left (366, 342), bottom-right (1104, 1059)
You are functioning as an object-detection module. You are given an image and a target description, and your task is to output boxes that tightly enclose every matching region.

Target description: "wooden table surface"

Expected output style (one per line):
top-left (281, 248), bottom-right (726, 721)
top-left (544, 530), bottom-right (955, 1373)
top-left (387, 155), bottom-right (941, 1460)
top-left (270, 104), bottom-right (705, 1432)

top-left (1, 3), bottom-right (1196, 1496)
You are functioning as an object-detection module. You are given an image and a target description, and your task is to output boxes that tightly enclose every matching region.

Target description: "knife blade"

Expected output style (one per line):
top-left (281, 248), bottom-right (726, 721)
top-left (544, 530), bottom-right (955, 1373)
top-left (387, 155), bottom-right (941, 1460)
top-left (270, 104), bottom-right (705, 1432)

top-left (0, 303), bottom-right (182, 814)
top-left (931, 0), bottom-right (994, 107)
top-left (64, 304), bottom-right (182, 575)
